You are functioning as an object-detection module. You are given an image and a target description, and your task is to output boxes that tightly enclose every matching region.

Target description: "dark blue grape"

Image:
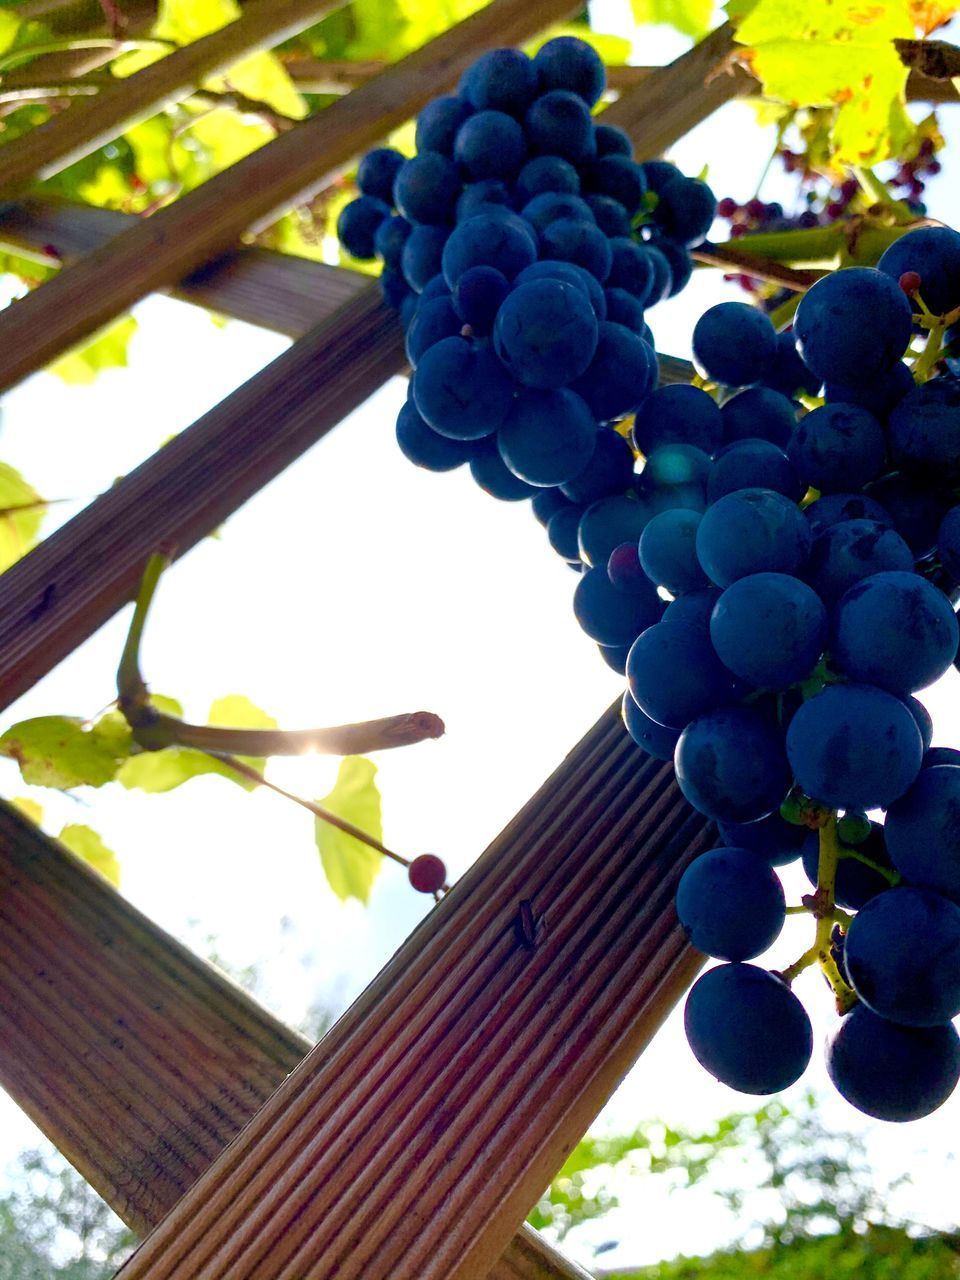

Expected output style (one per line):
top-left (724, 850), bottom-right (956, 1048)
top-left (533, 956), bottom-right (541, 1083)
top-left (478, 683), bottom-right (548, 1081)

top-left (570, 322), bottom-right (657, 422)
top-left (381, 267), bottom-right (411, 310)
top-left (663, 587), bottom-right (722, 633)
top-left (573, 565), bottom-right (662, 645)
top-left (579, 494), bottom-right (651, 568)
top-left (684, 964), bottom-right (813, 1094)
top-left (720, 386), bottom-right (797, 449)
top-left (356, 147), bottom-right (406, 203)
top-left (374, 214), bottom-right (412, 269)
top-left (514, 258), bottom-right (606, 320)
top-left (494, 279), bottom-right (598, 388)
top-left (469, 437), bottom-right (538, 500)
top-left (627, 621), bottom-right (736, 729)
top-left (607, 541), bottom-right (647, 592)
top-left (800, 823), bottom-right (893, 910)
top-left (525, 89), bottom-right (595, 163)
top-left (904, 694), bottom-right (934, 753)
top-left (939, 505), bottom-right (960, 580)
top-left (604, 288), bottom-right (646, 334)
top-left (696, 488), bottom-right (811, 587)
top-left (710, 572), bottom-right (826, 689)
top-left (887, 377), bottom-right (960, 476)
top-left (498, 387), bottom-right (596, 487)
top-left (641, 159), bottom-right (681, 193)
top-left (641, 445), bottom-right (710, 493)
top-left (452, 265), bottom-right (509, 334)
top-left (605, 237), bottom-right (656, 303)
top-left (876, 225), bottom-right (960, 316)
top-left (393, 153), bottom-right (460, 225)
top-left (692, 303), bottom-right (777, 387)
top-left (412, 336), bottom-right (514, 439)
top-left (455, 179), bottom-right (513, 222)
top-left (676, 705), bottom-right (791, 822)
top-left (785, 683), bottom-right (922, 811)
top-left (401, 225), bottom-right (450, 292)
top-left (762, 330), bottom-right (821, 398)
top-left (541, 218), bottom-right (612, 281)
top-left (885, 765), bottom-right (960, 901)
top-left (824, 361), bottom-right (913, 419)
top-left (561, 426), bottom-right (635, 503)
top-left (832, 570), bottom-right (958, 695)
top-left (864, 471), bottom-right (952, 558)
top-left (596, 123), bottom-right (632, 157)
top-left (716, 812), bottom-right (805, 867)
top-left (924, 747), bottom-right (960, 768)
top-left (621, 690), bottom-right (680, 759)
top-left (598, 641), bottom-right (628, 672)
top-left (639, 509), bottom-right (708, 594)
top-left (648, 234), bottom-right (693, 297)
top-left (415, 96), bottom-right (473, 156)
top-left (803, 491), bottom-right (893, 539)
top-left (532, 36), bottom-right (605, 107)
top-left (454, 109), bottom-right (528, 180)
top-left (337, 195), bottom-right (390, 260)
top-left (643, 243), bottom-right (673, 304)
top-left (441, 213), bottom-right (536, 288)
top-left (460, 47), bottom-right (538, 115)
top-left (419, 274), bottom-right (451, 303)
top-left (405, 295), bottom-right (462, 366)
top-left (676, 848), bottom-right (785, 960)
top-left (520, 191), bottom-right (596, 233)
top-left (395, 400), bottom-right (476, 472)
top-left (515, 155), bottom-right (580, 203)
top-left (845, 886), bottom-right (960, 1026)
top-left (582, 155), bottom-right (647, 214)
top-left (805, 519), bottom-right (913, 607)
top-left (794, 267), bottom-right (913, 384)
top-left (633, 385), bottom-right (723, 456)
top-left (653, 176), bottom-right (716, 246)
top-left (547, 503), bottom-right (585, 561)
top-left (531, 486), bottom-right (572, 527)
top-left (586, 195), bottom-right (632, 237)
top-left (708, 439), bottom-right (803, 504)
top-left (827, 1004), bottom-right (960, 1121)
top-left (787, 402), bottom-right (887, 492)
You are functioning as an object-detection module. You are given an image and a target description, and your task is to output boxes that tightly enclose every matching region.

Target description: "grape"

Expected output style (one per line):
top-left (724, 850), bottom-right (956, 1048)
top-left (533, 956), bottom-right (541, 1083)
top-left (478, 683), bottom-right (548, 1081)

top-left (938, 505), bottom-right (960, 580)
top-left (785, 683), bottom-right (922, 811)
top-left (641, 444), bottom-right (710, 492)
top-left (844, 886), bottom-right (960, 1026)
top-left (596, 123), bottom-right (632, 157)
top-left (452, 265), bottom-right (509, 333)
top-left (405, 295), bottom-right (462, 366)
top-left (720, 386), bottom-right (797, 449)
top-left (382, 268), bottom-right (412, 311)
top-left (412, 337), bottom-right (514, 439)
top-left (707, 440), bottom-right (804, 504)
top-left (639, 509), bottom-right (708, 594)
top-left (709, 573), bottom-right (826, 689)
top-left (393, 153), bottom-right (461, 225)
top-left (337, 196), bottom-right (391, 260)
top-left (904, 694), bottom-right (934, 753)
top-left (653, 176), bottom-right (717, 246)
top-left (603, 288), bottom-right (646, 334)
top-left (579, 494), bottom-right (651, 568)
top-left (356, 147), bottom-right (406, 203)
top-left (469, 438), bottom-right (539, 500)
top-left (716, 812), bottom-right (805, 867)
top-left (864, 471), bottom-right (952, 557)
top-left (561, 426), bottom-right (635, 503)
top-left (582, 155), bottom-right (647, 214)
top-left (885, 765), bottom-right (960, 901)
top-left (498, 387), bottom-right (596, 487)
top-left (441, 213), bottom-right (536, 288)
top-left (692, 302), bottom-right (777, 387)
top-left (606, 237), bottom-right (656, 303)
top-left (532, 36), bottom-right (605, 108)
top-left (401, 225), bottom-right (450, 292)
top-left (793, 267), bottom-right (913, 383)
top-left (598, 641), bottom-right (629, 672)
top-left (573, 565), bottom-right (662, 645)
top-left (800, 824), bottom-right (893, 910)
top-left (415, 96), bottom-right (473, 156)
top-left (633, 385), bottom-right (723, 455)
top-left (396, 400), bottom-right (476, 472)
top-left (803, 491), bottom-right (893, 538)
top-left (460, 48), bottom-right (537, 116)
top-left (586, 195), bottom-right (632, 237)
top-left (514, 259), bottom-right (606, 320)
top-left (607, 542), bottom-right (647, 592)
top-left (525, 89), bottom-right (596, 163)
top-left (924, 747), bottom-right (960, 767)
top-left (648, 235), bottom-right (693, 298)
top-left (684, 964), bottom-right (813, 1094)
top-left (531, 486), bottom-right (572, 528)
top-left (626, 621), bottom-right (736, 729)
top-left (569, 322), bottom-right (657, 422)
top-left (547, 504), bottom-right (585, 561)
top-left (520, 191), bottom-right (596, 233)
top-left (826, 1005), bottom-right (960, 1122)
top-left (454, 110), bottom-right (528, 180)
top-left (374, 214), bottom-right (412, 270)
top-left (695, 488), bottom-right (812, 587)
top-left (676, 848), bottom-right (785, 960)
top-left (787, 402), bottom-right (887, 492)
top-left (804, 519), bottom-right (913, 607)
top-left (515, 155), bottom-right (580, 203)
top-left (762, 331), bottom-right (821, 398)
top-left (832, 570), bottom-right (959, 695)
top-left (676, 705), bottom-right (790, 822)
top-left (887, 377), bottom-right (960, 475)
top-left (621, 690), bottom-right (680, 760)
top-left (494, 279), bottom-right (598, 388)
top-left (641, 159), bottom-right (682, 194)
top-left (419, 274), bottom-right (452, 303)
top-left (408, 853), bottom-right (447, 893)
top-left (824, 361), bottom-right (913, 419)
top-left (540, 218), bottom-right (613, 281)
top-left (662, 587), bottom-right (722, 633)
top-left (455, 179), bottom-right (513, 222)
top-left (876, 225), bottom-right (960, 316)
top-left (643, 244), bottom-right (673, 303)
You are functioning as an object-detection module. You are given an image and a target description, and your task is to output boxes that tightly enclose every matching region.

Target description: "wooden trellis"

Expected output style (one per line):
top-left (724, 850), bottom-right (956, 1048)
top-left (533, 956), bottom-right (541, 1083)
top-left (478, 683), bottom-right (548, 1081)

top-left (0, 4), bottom-right (916, 1277)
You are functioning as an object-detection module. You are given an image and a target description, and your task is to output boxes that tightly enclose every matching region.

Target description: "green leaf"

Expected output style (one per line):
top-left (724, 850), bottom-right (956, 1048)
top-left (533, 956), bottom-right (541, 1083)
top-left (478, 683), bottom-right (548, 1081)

top-left (58, 824), bottom-right (121, 887)
top-left (630, 0), bottom-right (715, 39)
top-left (49, 315), bottom-right (138, 384)
top-left (734, 0), bottom-right (914, 164)
top-left (117, 694), bottom-right (275, 793)
top-left (10, 796), bottom-right (42, 825)
top-left (0, 10), bottom-right (19, 55)
top-left (0, 462), bottom-right (45, 573)
top-left (525, 24), bottom-right (632, 64)
top-left (315, 756), bottom-right (382, 904)
top-left (0, 716), bottom-right (132, 788)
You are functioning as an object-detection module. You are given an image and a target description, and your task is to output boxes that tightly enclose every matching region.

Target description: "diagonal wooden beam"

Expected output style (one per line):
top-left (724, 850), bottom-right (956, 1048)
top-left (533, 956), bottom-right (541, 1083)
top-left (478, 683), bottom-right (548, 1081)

top-left (0, 798), bottom-right (592, 1279)
top-left (104, 706), bottom-right (708, 1280)
top-left (0, 0), bottom-right (581, 394)
top-left (0, 0), bottom-right (342, 198)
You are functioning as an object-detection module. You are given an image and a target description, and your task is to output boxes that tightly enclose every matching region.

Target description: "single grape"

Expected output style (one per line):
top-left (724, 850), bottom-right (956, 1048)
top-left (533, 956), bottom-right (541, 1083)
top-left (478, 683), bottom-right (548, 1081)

top-left (626, 621), bottom-right (736, 729)
top-left (675, 848), bottom-right (786, 960)
top-left (408, 854), bottom-right (447, 894)
top-left (885, 765), bottom-right (960, 901)
top-left (709, 573), bottom-right (826, 689)
top-left (620, 690), bottom-right (680, 760)
top-left (573, 565), bottom-right (663, 646)
top-left (793, 267), bottom-right (913, 384)
top-left (675, 705), bottom-right (791, 823)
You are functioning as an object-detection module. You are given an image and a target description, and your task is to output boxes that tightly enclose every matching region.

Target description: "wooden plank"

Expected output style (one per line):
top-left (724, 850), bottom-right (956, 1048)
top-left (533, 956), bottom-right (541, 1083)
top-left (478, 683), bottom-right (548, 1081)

top-left (0, 0), bottom-right (342, 198)
top-left (108, 705), bottom-right (708, 1280)
top-left (0, 196), bottom-right (370, 336)
top-left (0, 0), bottom-right (581, 395)
top-left (0, 798), bottom-right (592, 1280)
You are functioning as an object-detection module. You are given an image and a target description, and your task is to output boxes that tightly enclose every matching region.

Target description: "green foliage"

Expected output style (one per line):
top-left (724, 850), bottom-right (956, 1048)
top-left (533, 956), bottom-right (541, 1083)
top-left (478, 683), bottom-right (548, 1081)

top-left (629, 0), bottom-right (715, 40)
top-left (57, 824), bottom-right (121, 887)
top-left (0, 461), bottom-right (45, 572)
top-left (48, 315), bottom-right (138, 384)
top-left (315, 755), bottom-right (383, 903)
top-left (0, 714), bottom-right (132, 788)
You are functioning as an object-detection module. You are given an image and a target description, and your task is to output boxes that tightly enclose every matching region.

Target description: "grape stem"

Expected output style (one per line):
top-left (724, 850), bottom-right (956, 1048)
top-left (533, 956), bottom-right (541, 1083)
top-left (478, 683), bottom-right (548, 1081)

top-left (692, 243), bottom-right (823, 292)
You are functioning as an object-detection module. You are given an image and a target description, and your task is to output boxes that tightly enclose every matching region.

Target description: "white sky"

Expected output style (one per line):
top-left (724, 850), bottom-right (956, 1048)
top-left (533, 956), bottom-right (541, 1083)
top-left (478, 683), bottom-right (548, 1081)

top-left (0, 8), bottom-right (959, 1272)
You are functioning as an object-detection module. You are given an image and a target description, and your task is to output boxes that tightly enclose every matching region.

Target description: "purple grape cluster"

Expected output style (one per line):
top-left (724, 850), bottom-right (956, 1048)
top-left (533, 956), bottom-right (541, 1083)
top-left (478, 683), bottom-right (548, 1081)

top-left (617, 225), bottom-right (960, 1120)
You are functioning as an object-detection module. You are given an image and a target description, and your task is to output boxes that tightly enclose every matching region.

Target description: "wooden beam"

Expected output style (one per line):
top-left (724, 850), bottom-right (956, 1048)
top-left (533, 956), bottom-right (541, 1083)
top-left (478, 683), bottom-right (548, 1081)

top-left (106, 706), bottom-right (708, 1280)
top-left (0, 0), bottom-right (581, 394)
top-left (0, 798), bottom-right (592, 1279)
top-left (0, 0), bottom-right (342, 198)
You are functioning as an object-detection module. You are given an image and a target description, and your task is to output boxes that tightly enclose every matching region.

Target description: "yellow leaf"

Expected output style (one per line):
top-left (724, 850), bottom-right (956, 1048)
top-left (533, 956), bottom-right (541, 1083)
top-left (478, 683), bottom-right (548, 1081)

top-left (0, 461), bottom-right (45, 573)
top-left (49, 315), bottom-right (138, 385)
top-left (631, 0), bottom-right (716, 39)
top-left (11, 797), bottom-right (43, 825)
top-left (315, 756), bottom-right (383, 904)
top-left (59, 824), bottom-right (121, 887)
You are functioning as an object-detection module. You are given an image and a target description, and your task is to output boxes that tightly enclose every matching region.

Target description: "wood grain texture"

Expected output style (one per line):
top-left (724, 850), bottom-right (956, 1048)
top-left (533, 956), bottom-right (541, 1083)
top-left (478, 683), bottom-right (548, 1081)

top-left (0, 0), bottom-right (341, 197)
top-left (0, 799), bottom-right (591, 1280)
top-left (0, 0), bottom-right (580, 393)
top-left (107, 705), bottom-right (708, 1280)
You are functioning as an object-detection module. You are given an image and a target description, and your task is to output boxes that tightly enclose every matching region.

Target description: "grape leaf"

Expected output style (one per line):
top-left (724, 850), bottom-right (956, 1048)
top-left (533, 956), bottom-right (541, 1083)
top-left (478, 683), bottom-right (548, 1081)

top-left (734, 0), bottom-right (915, 164)
top-left (0, 461), bottom-right (45, 573)
top-left (315, 756), bottom-right (383, 904)
top-left (49, 315), bottom-right (138, 384)
top-left (0, 715), bottom-right (133, 788)
top-left (117, 694), bottom-right (276, 793)
top-left (630, 0), bottom-right (715, 39)
top-left (59, 823), bottom-right (121, 887)
top-left (0, 10), bottom-right (19, 55)
top-left (11, 796), bottom-right (42, 825)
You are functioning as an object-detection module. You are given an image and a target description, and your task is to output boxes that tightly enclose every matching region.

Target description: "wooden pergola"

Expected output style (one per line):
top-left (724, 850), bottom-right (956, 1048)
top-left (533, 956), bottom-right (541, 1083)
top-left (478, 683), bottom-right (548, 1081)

top-left (0, 4), bottom-right (927, 1275)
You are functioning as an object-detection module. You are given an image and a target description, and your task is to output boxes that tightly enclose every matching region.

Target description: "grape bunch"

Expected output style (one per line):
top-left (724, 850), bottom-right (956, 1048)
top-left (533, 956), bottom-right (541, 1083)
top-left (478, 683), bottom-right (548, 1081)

top-left (614, 225), bottom-right (960, 1121)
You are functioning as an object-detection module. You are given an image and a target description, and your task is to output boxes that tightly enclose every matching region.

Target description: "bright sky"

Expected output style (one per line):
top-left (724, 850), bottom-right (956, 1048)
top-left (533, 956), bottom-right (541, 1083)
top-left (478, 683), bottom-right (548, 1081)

top-left (1, 8), bottom-right (960, 1273)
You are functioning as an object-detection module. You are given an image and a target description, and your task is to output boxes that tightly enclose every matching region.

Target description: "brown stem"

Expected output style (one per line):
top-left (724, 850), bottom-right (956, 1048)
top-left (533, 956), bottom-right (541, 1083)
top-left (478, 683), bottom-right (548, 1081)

top-left (692, 243), bottom-right (825, 291)
top-left (136, 710), bottom-right (446, 756)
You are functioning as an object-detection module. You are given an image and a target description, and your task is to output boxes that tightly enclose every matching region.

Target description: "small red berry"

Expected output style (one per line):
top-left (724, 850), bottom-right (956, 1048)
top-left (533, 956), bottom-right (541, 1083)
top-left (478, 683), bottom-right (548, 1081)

top-left (717, 197), bottom-right (738, 218)
top-left (899, 271), bottom-right (922, 298)
top-left (408, 853), bottom-right (446, 894)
